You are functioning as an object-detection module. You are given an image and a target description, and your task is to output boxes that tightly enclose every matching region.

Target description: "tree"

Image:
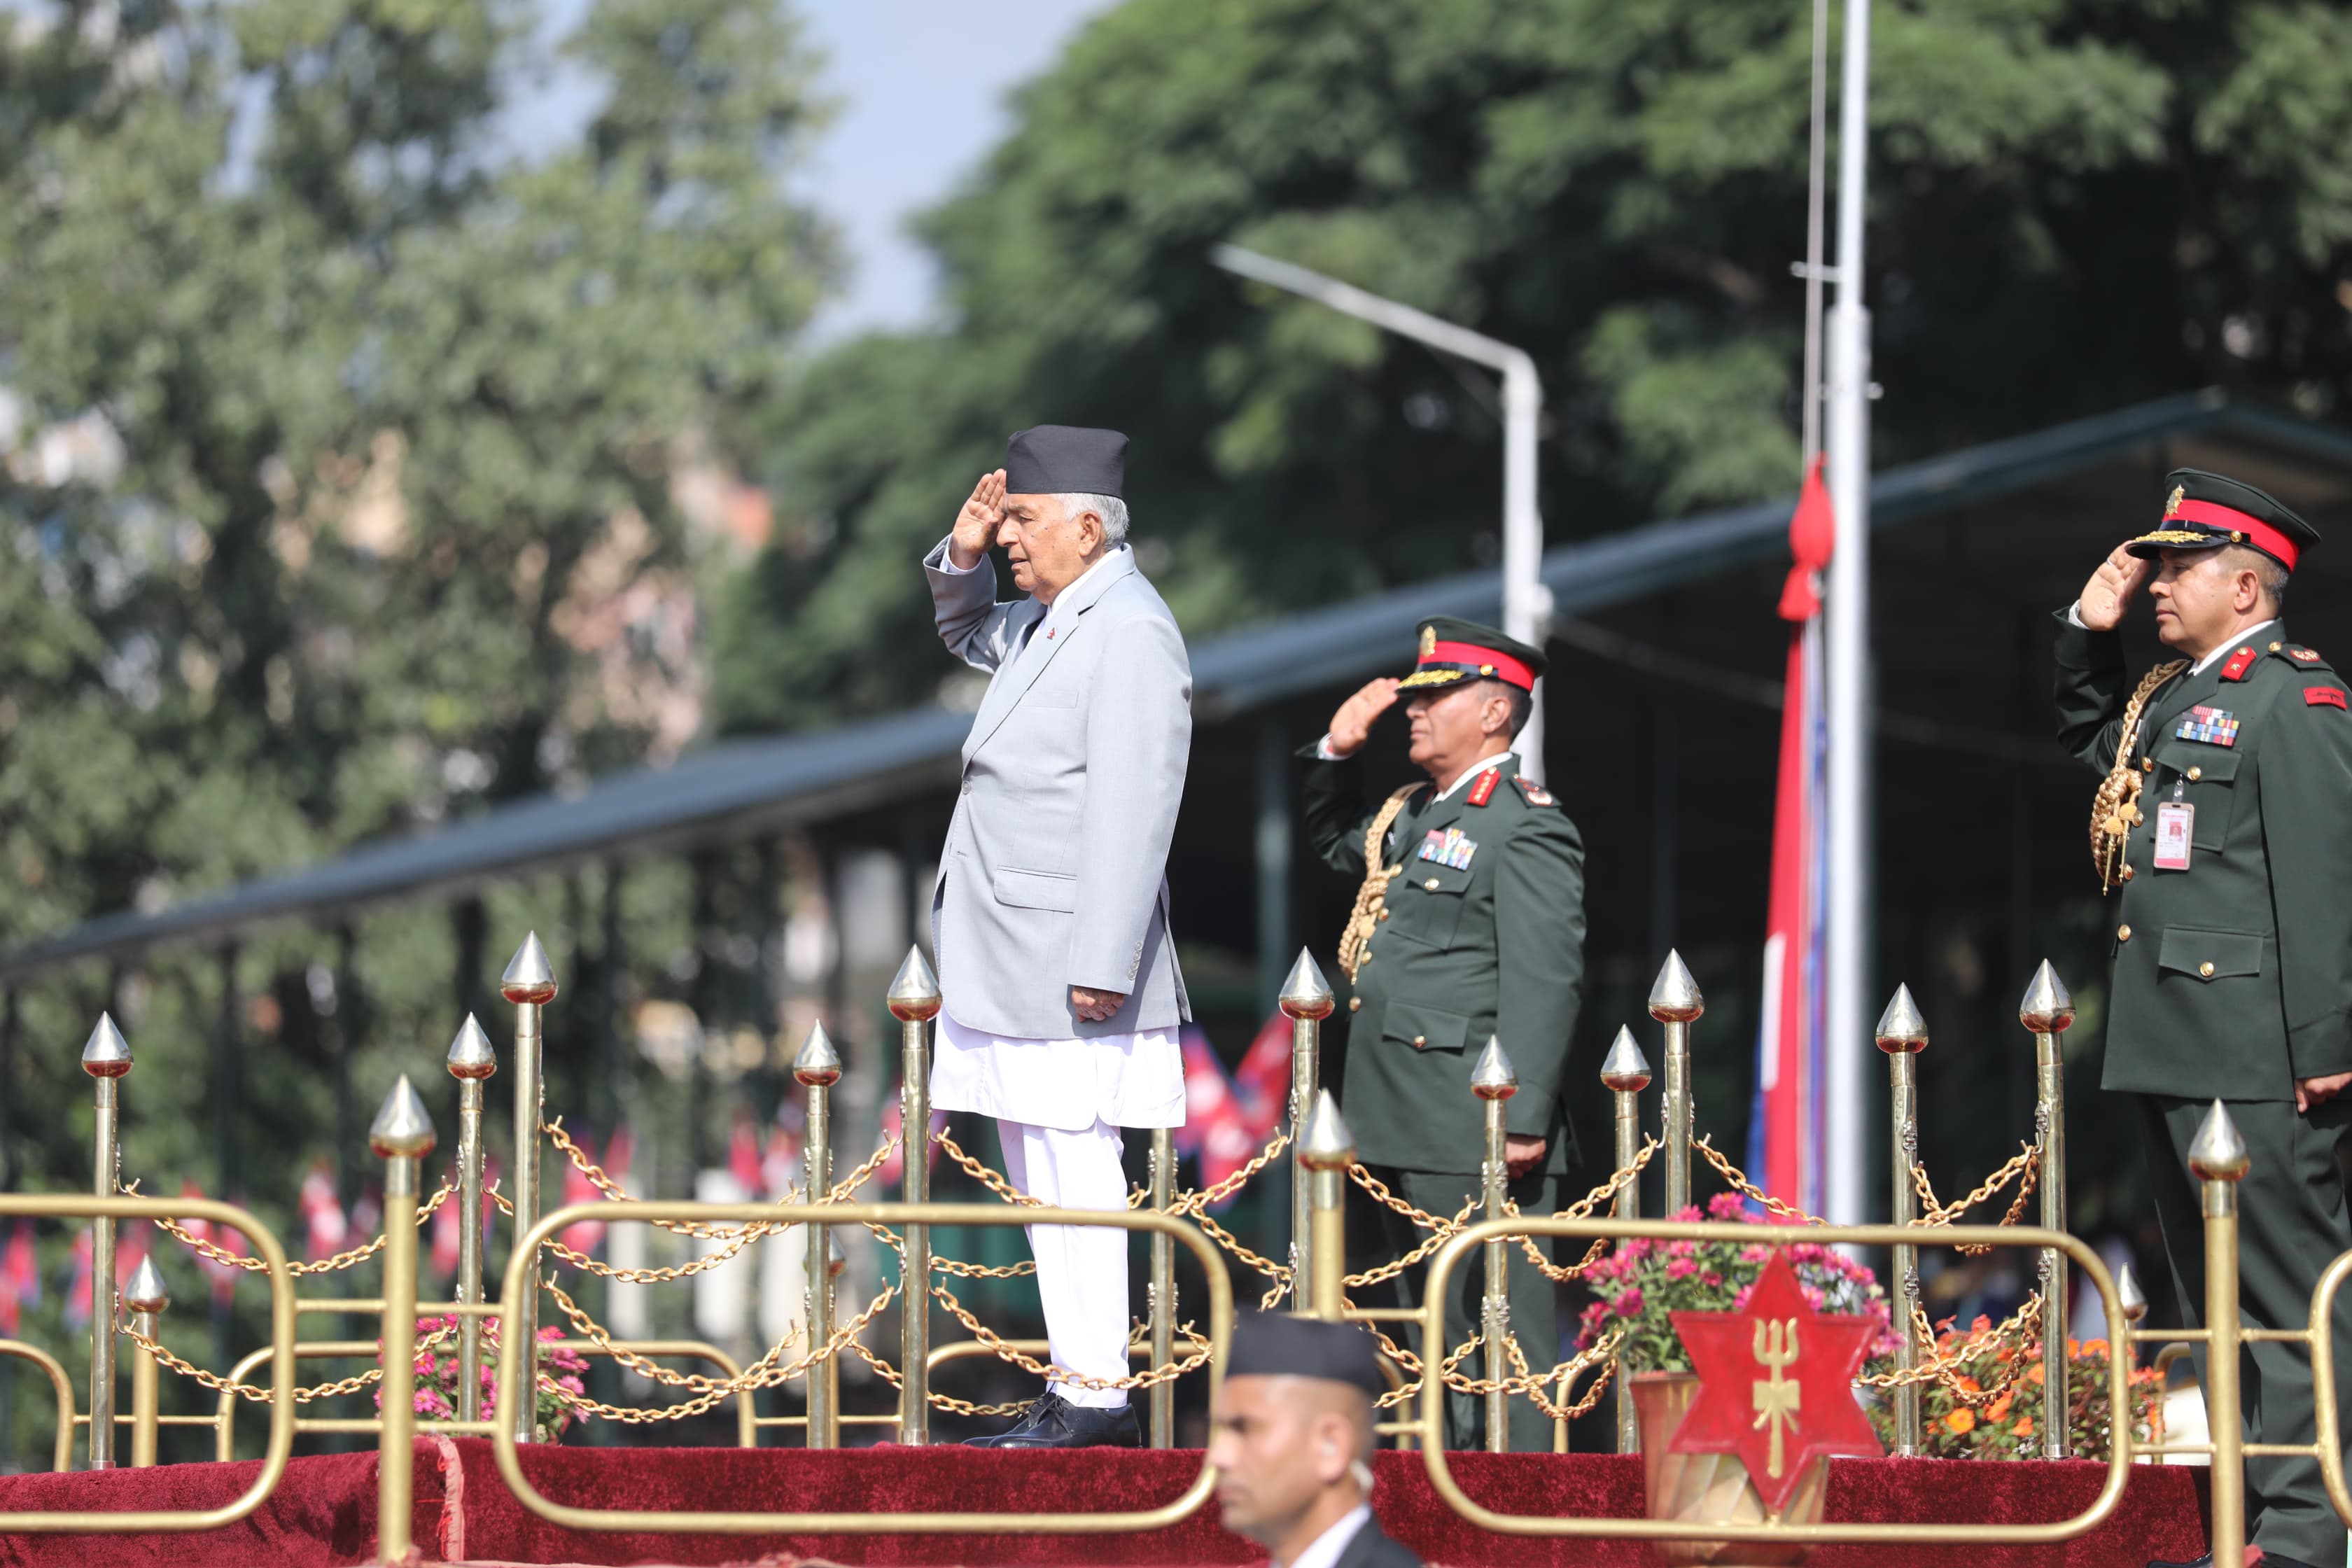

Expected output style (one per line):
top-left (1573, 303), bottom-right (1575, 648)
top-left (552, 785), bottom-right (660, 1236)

top-left (714, 0), bottom-right (2352, 733)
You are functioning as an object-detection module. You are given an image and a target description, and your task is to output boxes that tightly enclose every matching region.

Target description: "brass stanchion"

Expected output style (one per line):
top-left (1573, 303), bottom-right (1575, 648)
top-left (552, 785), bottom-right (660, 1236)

top-left (2188, 1100), bottom-right (2248, 1564)
top-left (1147, 1126), bottom-right (1175, 1448)
top-left (886, 946), bottom-right (940, 1447)
top-left (1875, 984), bottom-right (1928, 1456)
top-left (123, 1254), bottom-right (168, 1467)
top-left (82, 1014), bottom-right (131, 1470)
top-left (1299, 1091), bottom-right (1354, 1321)
top-left (1280, 951), bottom-right (1334, 1294)
top-left (794, 1021), bottom-right (841, 1450)
top-left (1599, 1026), bottom-right (1649, 1455)
top-left (2020, 960), bottom-right (2073, 1458)
top-left (499, 932), bottom-right (556, 1448)
top-left (1471, 1037), bottom-right (1517, 1453)
top-left (445, 1016), bottom-right (496, 1425)
top-left (371, 1075), bottom-right (437, 1565)
top-left (2116, 1261), bottom-right (2147, 1380)
top-left (1648, 952), bottom-right (1702, 1215)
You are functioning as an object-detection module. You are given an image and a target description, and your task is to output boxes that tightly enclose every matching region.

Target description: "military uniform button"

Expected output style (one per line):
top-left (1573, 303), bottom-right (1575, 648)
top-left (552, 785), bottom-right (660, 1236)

top-left (2141, 757), bottom-right (2155, 773)
top-left (2200, 961), bottom-right (2216, 978)
top-left (2118, 925), bottom-right (2132, 942)
top-left (1412, 1035), bottom-right (1426, 1048)
top-left (1378, 909), bottom-right (1390, 922)
top-left (2271, 642), bottom-right (2283, 653)
top-left (2121, 864), bottom-right (2134, 881)
top-left (1348, 997), bottom-right (1362, 1013)
top-left (2188, 766), bottom-right (2202, 781)
top-left (1424, 878), bottom-right (1440, 891)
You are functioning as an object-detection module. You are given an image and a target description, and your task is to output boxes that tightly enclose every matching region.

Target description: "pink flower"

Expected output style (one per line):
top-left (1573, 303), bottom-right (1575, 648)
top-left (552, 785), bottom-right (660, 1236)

top-left (1707, 1193), bottom-right (1747, 1221)
top-left (1666, 1259), bottom-right (1697, 1280)
top-left (1614, 1288), bottom-right (1645, 1317)
top-left (1700, 1271), bottom-right (1723, 1288)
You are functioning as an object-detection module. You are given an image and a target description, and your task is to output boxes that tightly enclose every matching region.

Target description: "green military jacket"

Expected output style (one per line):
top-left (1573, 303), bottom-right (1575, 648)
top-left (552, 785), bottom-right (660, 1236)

top-left (1300, 746), bottom-right (1587, 1175)
top-left (2055, 615), bottom-right (2352, 1100)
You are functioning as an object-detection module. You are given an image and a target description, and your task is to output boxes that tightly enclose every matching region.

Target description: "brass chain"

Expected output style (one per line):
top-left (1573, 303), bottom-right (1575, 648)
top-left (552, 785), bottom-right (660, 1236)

top-left (125, 1322), bottom-right (456, 1404)
top-left (932, 1128), bottom-right (1043, 1208)
top-left (133, 1177), bottom-right (457, 1275)
top-left (1345, 1196), bottom-right (1478, 1289)
top-left (1693, 1138), bottom-right (1828, 1226)
top-left (1910, 1142), bottom-right (2040, 1255)
top-left (930, 1278), bottom-right (1212, 1392)
top-left (1168, 1130), bottom-right (1291, 1218)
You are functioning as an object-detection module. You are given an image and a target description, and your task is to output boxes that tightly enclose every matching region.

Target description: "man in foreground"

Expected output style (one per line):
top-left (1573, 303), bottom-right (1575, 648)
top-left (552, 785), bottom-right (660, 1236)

top-left (2055, 468), bottom-right (2352, 1568)
top-left (1301, 617), bottom-right (1586, 1451)
top-left (1210, 1314), bottom-right (1422, 1568)
top-left (924, 425), bottom-right (1192, 1448)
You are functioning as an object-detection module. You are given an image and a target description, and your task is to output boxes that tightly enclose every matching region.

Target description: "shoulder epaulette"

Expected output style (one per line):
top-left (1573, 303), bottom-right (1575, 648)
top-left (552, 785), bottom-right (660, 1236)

top-left (2276, 640), bottom-right (2332, 670)
top-left (1513, 776), bottom-right (1556, 808)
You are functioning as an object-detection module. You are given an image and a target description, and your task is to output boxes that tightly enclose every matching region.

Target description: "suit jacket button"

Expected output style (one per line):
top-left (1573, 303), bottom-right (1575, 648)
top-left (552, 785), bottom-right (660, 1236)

top-left (2118, 925), bottom-right (2132, 941)
top-left (1348, 997), bottom-right (1362, 1013)
top-left (2199, 961), bottom-right (2216, 978)
top-left (1424, 877), bottom-right (1440, 890)
top-left (1411, 1035), bottom-right (1426, 1049)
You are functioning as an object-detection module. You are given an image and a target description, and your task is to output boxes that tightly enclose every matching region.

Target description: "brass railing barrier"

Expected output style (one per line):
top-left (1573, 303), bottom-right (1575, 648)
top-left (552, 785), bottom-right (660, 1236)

top-left (793, 1021), bottom-right (842, 1450)
top-left (886, 945), bottom-right (941, 1446)
top-left (500, 931), bottom-right (556, 1447)
top-left (81, 1014), bottom-right (132, 1469)
top-left (1471, 1037), bottom-right (1518, 1452)
top-left (446, 1014), bottom-right (496, 1424)
top-left (1876, 984), bottom-right (1928, 1455)
top-left (1415, 1215), bottom-right (2131, 1548)
top-left (1280, 949), bottom-right (1336, 1303)
top-left (1147, 1125), bottom-right (1177, 1446)
top-left (1648, 952), bottom-right (1702, 1214)
top-left (2021, 960), bottom-right (2076, 1458)
top-left (123, 1254), bottom-right (169, 1466)
top-left (0, 1191), bottom-right (295, 1531)
top-left (493, 1199), bottom-right (1231, 1534)
top-left (1597, 1027), bottom-right (1650, 1455)
top-left (372, 1076), bottom-right (435, 1565)
top-left (0, 1339), bottom-right (78, 1472)
top-left (1298, 1091), bottom-right (1353, 1320)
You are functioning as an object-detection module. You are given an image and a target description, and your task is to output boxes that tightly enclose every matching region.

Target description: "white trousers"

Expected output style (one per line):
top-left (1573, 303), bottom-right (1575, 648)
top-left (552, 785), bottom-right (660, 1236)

top-left (997, 1116), bottom-right (1130, 1409)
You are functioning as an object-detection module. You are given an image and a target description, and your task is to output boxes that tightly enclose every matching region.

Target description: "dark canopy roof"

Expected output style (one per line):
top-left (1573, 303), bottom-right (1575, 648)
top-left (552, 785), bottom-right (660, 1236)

top-left (8, 387), bottom-right (2348, 981)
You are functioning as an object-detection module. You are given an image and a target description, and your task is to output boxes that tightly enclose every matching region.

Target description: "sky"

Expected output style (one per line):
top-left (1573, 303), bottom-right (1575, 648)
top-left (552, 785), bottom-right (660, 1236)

top-left (506, 0), bottom-right (1118, 344)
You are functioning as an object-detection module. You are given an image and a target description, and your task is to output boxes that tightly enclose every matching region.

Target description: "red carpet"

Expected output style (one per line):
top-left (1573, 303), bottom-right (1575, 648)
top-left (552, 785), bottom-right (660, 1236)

top-left (0, 1439), bottom-right (2209, 1566)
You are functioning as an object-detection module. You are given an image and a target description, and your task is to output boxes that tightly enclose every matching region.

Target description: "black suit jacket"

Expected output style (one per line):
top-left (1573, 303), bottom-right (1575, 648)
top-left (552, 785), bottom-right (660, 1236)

top-left (1333, 1518), bottom-right (1422, 1568)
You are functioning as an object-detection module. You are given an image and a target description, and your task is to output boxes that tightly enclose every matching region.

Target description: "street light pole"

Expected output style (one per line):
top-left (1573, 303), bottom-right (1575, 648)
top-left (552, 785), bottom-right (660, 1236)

top-left (1210, 244), bottom-right (1553, 782)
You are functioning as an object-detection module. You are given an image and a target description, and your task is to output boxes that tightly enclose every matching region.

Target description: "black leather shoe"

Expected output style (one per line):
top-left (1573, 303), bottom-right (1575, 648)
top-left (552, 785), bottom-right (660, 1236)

top-left (2150, 1553), bottom-right (2325, 1567)
top-left (962, 1390), bottom-right (1138, 1449)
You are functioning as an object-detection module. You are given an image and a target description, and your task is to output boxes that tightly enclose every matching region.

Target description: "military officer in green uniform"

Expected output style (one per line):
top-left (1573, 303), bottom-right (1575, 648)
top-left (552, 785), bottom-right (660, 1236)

top-left (2054, 470), bottom-right (2352, 1568)
top-left (1301, 617), bottom-right (1586, 1452)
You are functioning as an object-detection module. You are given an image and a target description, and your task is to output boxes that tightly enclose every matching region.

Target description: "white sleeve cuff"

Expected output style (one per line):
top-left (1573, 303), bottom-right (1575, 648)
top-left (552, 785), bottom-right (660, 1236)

top-left (1315, 734), bottom-right (1345, 760)
top-left (2066, 601), bottom-right (2086, 628)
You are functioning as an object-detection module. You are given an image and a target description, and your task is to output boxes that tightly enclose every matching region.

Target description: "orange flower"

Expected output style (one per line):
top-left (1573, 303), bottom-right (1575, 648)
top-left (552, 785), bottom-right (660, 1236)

top-left (2028, 1363), bottom-right (2045, 1385)
top-left (1946, 1408), bottom-right (1977, 1436)
top-left (1956, 1376), bottom-right (1982, 1394)
top-left (2014, 1416), bottom-right (2034, 1438)
top-left (2082, 1340), bottom-right (2108, 1357)
top-left (1986, 1392), bottom-right (2015, 1423)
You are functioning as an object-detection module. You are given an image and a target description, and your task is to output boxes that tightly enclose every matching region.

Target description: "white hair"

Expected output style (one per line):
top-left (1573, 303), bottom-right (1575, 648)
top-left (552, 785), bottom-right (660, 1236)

top-left (1058, 492), bottom-right (1129, 545)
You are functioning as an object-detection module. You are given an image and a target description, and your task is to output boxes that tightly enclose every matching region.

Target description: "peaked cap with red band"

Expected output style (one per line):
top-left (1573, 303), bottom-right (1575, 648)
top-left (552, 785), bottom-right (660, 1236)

top-left (2124, 467), bottom-right (2320, 573)
top-left (1396, 616), bottom-right (1546, 694)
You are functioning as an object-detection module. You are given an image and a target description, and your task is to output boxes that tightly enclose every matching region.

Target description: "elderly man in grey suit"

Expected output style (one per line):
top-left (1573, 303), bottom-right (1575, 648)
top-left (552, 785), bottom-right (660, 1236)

top-left (923, 424), bottom-right (1192, 1449)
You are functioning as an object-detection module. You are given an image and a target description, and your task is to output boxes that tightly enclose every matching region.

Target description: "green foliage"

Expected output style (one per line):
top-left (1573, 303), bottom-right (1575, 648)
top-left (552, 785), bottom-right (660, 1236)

top-left (716, 0), bottom-right (2352, 732)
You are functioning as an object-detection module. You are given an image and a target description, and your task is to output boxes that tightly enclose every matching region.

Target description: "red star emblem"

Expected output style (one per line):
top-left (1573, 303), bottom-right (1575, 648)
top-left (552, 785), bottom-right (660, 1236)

top-left (1668, 1251), bottom-right (1882, 1515)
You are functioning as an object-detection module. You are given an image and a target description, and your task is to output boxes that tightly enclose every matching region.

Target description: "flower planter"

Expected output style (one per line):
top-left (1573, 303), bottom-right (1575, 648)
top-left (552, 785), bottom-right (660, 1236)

top-left (1632, 1370), bottom-right (1825, 1567)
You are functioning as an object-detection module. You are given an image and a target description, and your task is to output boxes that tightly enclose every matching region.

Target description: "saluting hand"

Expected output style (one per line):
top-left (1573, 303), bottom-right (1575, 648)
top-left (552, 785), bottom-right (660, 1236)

top-left (1324, 678), bottom-right (1402, 758)
top-left (950, 469), bottom-right (1007, 570)
top-left (2076, 543), bottom-right (2150, 633)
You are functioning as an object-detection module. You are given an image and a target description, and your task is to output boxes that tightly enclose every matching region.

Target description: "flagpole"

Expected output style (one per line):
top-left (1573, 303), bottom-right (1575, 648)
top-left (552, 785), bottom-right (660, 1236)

top-left (1823, 0), bottom-right (1875, 1229)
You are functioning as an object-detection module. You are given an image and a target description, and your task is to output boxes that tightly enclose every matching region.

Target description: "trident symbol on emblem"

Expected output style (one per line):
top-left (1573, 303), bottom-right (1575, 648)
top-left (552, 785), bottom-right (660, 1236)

top-left (1751, 1317), bottom-right (1802, 1478)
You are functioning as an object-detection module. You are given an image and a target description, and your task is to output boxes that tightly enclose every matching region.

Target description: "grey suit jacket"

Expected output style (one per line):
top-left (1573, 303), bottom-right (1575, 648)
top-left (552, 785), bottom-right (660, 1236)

top-left (925, 537), bottom-right (1193, 1040)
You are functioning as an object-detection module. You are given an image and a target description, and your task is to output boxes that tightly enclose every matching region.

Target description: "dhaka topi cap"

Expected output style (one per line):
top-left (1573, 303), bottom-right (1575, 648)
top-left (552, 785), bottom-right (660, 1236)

top-left (1396, 616), bottom-right (1546, 694)
top-left (1004, 425), bottom-right (1127, 498)
top-left (1225, 1312), bottom-right (1385, 1401)
top-left (2124, 468), bottom-right (2318, 573)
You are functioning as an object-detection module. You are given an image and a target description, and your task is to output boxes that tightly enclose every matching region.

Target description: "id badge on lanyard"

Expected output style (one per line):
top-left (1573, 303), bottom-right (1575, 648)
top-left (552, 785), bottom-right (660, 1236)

top-left (2154, 799), bottom-right (2194, 872)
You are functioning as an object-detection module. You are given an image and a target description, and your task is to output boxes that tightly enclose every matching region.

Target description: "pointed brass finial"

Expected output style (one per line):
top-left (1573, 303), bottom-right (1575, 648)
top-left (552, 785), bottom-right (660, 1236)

top-left (1298, 1089), bottom-right (1357, 1170)
top-left (499, 931), bottom-right (558, 1006)
top-left (2018, 961), bottom-right (2076, 1035)
top-left (445, 1015), bottom-right (498, 1080)
top-left (1600, 1026), bottom-right (1652, 1092)
top-left (1647, 950), bottom-right (1704, 1023)
top-left (1278, 950), bottom-right (1336, 1021)
top-left (2118, 1261), bottom-right (2148, 1324)
top-left (1874, 984), bottom-right (1929, 1054)
top-left (792, 1021), bottom-right (843, 1088)
top-left (369, 1074), bottom-right (438, 1159)
top-left (80, 1014), bottom-right (133, 1079)
top-left (886, 946), bottom-right (942, 1023)
top-left (1471, 1036), bottom-right (1519, 1101)
top-left (123, 1254), bottom-right (169, 1315)
top-left (2186, 1100), bottom-right (2250, 1182)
